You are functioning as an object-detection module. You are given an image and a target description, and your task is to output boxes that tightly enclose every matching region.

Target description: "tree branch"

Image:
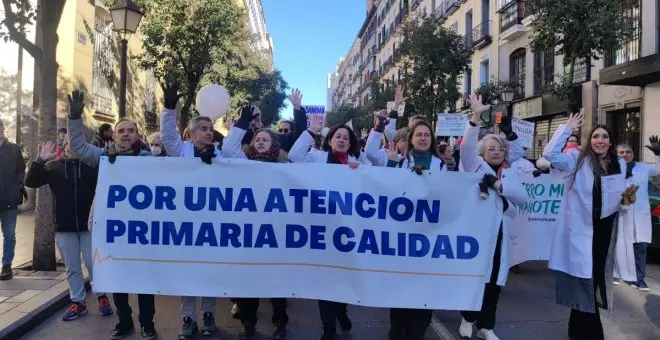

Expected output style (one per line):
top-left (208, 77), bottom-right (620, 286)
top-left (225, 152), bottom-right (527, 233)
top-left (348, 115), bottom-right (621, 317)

top-left (2, 0), bottom-right (42, 61)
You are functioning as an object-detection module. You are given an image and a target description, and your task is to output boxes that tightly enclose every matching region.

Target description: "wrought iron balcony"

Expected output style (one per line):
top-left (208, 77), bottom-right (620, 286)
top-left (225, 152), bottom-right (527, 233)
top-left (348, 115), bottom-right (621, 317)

top-left (472, 21), bottom-right (492, 49)
top-left (499, 0), bottom-right (529, 33)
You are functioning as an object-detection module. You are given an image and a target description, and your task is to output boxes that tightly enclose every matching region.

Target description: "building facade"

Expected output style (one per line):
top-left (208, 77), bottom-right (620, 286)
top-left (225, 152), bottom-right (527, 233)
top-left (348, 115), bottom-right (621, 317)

top-left (237, 0), bottom-right (275, 70)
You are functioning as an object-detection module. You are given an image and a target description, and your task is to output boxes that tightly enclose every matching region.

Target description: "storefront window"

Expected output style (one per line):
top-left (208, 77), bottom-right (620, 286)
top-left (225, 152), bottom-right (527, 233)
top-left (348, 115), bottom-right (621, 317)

top-left (607, 108), bottom-right (641, 160)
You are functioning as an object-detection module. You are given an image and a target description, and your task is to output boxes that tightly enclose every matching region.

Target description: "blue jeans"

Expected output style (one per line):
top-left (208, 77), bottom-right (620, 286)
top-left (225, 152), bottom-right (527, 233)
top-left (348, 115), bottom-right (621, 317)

top-left (634, 242), bottom-right (648, 283)
top-left (0, 209), bottom-right (18, 266)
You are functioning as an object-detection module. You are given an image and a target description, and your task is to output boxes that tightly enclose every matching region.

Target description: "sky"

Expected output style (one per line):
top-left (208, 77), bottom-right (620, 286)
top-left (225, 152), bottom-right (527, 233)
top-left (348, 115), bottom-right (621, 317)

top-left (261, 0), bottom-right (366, 119)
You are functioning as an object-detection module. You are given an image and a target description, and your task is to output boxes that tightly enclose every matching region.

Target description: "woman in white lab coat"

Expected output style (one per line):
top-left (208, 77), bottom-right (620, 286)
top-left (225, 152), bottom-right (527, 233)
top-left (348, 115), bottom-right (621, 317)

top-left (458, 94), bottom-right (528, 340)
top-left (614, 140), bottom-right (660, 290)
top-left (542, 111), bottom-right (628, 340)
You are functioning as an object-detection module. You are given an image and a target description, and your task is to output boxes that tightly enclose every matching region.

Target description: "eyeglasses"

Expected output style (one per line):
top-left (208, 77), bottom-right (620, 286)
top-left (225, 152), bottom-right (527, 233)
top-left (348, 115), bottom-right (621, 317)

top-left (485, 147), bottom-right (507, 153)
top-left (278, 128), bottom-right (290, 134)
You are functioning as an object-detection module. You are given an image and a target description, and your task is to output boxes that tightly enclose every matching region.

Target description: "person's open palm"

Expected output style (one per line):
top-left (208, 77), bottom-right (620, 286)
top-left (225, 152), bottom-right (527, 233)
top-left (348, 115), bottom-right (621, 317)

top-left (39, 141), bottom-right (57, 161)
top-left (288, 88), bottom-right (303, 110)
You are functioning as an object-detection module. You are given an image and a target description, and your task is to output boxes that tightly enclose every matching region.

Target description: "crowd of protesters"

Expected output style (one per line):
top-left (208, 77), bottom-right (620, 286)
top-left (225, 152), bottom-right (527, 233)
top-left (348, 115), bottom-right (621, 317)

top-left (0, 77), bottom-right (657, 340)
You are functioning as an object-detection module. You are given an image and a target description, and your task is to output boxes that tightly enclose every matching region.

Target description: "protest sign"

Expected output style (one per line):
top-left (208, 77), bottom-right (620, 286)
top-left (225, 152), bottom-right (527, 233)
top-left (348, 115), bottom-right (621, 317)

top-left (302, 105), bottom-right (325, 128)
top-left (92, 157), bottom-right (503, 310)
top-left (507, 171), bottom-right (566, 266)
top-left (436, 113), bottom-right (468, 136)
top-left (512, 119), bottom-right (535, 149)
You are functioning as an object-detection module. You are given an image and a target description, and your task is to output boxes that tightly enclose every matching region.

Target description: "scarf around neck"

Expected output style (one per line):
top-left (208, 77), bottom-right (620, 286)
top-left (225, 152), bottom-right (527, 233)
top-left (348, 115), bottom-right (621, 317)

top-left (329, 151), bottom-right (349, 165)
top-left (411, 150), bottom-right (432, 170)
top-left (246, 145), bottom-right (280, 163)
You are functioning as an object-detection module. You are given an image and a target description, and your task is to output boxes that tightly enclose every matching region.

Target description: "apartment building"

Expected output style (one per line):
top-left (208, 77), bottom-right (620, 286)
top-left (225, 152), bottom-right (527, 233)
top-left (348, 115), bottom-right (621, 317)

top-left (236, 0), bottom-right (275, 70)
top-left (599, 0), bottom-right (658, 163)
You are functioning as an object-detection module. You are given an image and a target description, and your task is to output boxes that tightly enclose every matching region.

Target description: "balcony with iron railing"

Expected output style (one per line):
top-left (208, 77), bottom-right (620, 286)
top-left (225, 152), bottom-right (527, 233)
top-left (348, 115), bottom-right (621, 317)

top-left (472, 21), bottom-right (492, 49)
top-left (464, 32), bottom-right (474, 51)
top-left (499, 0), bottom-right (529, 33)
top-left (443, 0), bottom-right (460, 16)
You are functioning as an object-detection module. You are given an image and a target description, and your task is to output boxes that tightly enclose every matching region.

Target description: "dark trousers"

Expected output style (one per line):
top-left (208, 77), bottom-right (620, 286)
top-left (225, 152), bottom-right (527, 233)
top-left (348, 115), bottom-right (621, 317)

top-left (113, 293), bottom-right (155, 329)
top-left (634, 242), bottom-right (648, 283)
top-left (239, 298), bottom-right (288, 326)
top-left (389, 308), bottom-right (432, 340)
top-left (318, 300), bottom-right (347, 328)
top-left (568, 215), bottom-right (613, 340)
top-left (460, 225), bottom-right (503, 330)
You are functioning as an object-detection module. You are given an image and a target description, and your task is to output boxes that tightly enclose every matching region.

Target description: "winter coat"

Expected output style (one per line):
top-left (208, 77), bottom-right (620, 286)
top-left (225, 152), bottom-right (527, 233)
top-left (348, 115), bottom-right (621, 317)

top-left (24, 157), bottom-right (98, 232)
top-left (288, 130), bottom-right (369, 165)
top-left (223, 126), bottom-right (289, 163)
top-left (0, 139), bottom-right (26, 210)
top-left (460, 123), bottom-right (528, 286)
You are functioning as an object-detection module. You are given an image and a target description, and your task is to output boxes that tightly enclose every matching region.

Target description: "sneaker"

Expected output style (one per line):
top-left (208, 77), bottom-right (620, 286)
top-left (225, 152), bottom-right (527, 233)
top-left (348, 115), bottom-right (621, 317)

top-left (200, 312), bottom-right (217, 336)
top-left (337, 312), bottom-right (352, 331)
top-left (239, 323), bottom-right (256, 339)
top-left (477, 329), bottom-right (500, 340)
top-left (110, 323), bottom-right (135, 340)
top-left (630, 281), bottom-right (639, 288)
top-left (273, 323), bottom-right (287, 339)
top-left (231, 302), bottom-right (241, 319)
top-left (97, 295), bottom-right (113, 316)
top-left (178, 317), bottom-right (198, 340)
top-left (637, 280), bottom-right (650, 291)
top-left (0, 265), bottom-right (12, 280)
top-left (141, 326), bottom-right (158, 340)
top-left (613, 278), bottom-right (620, 285)
top-left (458, 318), bottom-right (473, 338)
top-left (61, 302), bottom-right (88, 321)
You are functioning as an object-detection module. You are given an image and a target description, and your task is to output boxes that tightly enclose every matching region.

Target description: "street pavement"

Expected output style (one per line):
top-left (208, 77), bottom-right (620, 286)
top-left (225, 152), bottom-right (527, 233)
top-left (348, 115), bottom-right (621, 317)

top-left (20, 296), bottom-right (444, 339)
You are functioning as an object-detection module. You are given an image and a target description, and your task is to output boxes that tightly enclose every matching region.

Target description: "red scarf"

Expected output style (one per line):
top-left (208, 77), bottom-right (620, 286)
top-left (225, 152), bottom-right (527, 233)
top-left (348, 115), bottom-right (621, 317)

top-left (332, 151), bottom-right (349, 165)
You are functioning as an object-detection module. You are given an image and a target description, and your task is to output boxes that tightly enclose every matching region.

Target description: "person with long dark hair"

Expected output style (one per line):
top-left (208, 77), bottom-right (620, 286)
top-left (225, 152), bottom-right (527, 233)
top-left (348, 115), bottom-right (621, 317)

top-left (542, 111), bottom-right (630, 340)
top-left (458, 93), bottom-right (527, 340)
top-left (288, 115), bottom-right (362, 340)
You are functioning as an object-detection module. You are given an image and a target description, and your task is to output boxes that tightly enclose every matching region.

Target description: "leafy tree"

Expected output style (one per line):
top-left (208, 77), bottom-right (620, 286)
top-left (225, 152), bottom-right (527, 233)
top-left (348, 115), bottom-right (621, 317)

top-left (251, 70), bottom-right (289, 127)
top-left (325, 105), bottom-right (369, 128)
top-left (0, 70), bottom-right (33, 142)
top-left (127, 0), bottom-right (247, 133)
top-left (475, 79), bottom-right (522, 126)
top-left (527, 0), bottom-right (637, 104)
top-left (2, 0), bottom-right (68, 270)
top-left (366, 79), bottom-right (394, 112)
top-left (398, 14), bottom-right (471, 122)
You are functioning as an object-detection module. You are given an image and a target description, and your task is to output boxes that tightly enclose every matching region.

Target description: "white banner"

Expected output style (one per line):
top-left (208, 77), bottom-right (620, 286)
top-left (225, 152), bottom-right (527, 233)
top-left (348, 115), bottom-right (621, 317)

top-left (507, 171), bottom-right (566, 266)
top-left (512, 119), bottom-right (535, 149)
top-left (92, 157), bottom-right (504, 310)
top-left (436, 113), bottom-right (468, 136)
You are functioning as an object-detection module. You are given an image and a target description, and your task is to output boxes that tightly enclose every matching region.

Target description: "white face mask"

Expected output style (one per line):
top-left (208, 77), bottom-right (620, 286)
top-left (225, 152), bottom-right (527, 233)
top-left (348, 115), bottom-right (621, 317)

top-left (151, 146), bottom-right (162, 156)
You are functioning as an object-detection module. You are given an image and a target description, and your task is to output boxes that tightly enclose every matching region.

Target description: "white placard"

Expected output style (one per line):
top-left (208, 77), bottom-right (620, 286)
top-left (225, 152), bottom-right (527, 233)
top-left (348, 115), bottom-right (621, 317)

top-left (511, 119), bottom-right (535, 149)
top-left (436, 113), bottom-right (468, 136)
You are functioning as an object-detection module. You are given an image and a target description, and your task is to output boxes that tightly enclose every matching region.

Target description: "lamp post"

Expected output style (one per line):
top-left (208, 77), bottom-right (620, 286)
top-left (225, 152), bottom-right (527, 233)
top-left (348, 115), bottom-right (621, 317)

top-left (110, 0), bottom-right (144, 119)
top-left (501, 85), bottom-right (516, 117)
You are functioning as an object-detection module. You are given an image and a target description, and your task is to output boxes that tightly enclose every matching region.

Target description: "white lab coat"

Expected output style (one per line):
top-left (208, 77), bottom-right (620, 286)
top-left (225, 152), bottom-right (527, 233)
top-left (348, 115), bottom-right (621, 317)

top-left (365, 129), bottom-right (446, 171)
top-left (288, 130), bottom-right (368, 165)
top-left (460, 123), bottom-right (528, 286)
top-left (614, 157), bottom-right (660, 281)
top-left (160, 108), bottom-right (222, 158)
top-left (543, 124), bottom-right (627, 279)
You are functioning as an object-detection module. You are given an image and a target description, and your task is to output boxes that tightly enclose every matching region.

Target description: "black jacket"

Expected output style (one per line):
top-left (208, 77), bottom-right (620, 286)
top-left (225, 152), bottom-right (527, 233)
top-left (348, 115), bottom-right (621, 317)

top-left (24, 157), bottom-right (98, 232)
top-left (0, 140), bottom-right (26, 210)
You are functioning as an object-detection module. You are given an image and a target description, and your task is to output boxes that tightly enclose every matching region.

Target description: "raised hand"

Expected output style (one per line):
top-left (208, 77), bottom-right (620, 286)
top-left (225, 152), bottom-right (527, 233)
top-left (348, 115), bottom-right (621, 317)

top-left (394, 84), bottom-right (407, 107)
top-left (361, 128), bottom-right (369, 138)
top-left (645, 135), bottom-right (660, 156)
top-left (566, 111), bottom-right (585, 130)
top-left (387, 143), bottom-right (404, 162)
top-left (288, 88), bottom-right (303, 110)
top-left (348, 161), bottom-right (360, 170)
top-left (468, 92), bottom-right (490, 114)
top-left (308, 115), bottom-right (322, 133)
top-left (67, 90), bottom-right (85, 120)
top-left (164, 80), bottom-right (181, 110)
top-left (38, 142), bottom-right (57, 161)
top-left (240, 105), bottom-right (259, 123)
top-left (374, 110), bottom-right (389, 132)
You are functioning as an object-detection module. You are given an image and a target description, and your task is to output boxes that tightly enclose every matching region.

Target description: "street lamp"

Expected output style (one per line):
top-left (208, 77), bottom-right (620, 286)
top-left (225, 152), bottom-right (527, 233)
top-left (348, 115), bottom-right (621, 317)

top-left (110, 0), bottom-right (144, 119)
top-left (501, 85), bottom-right (516, 117)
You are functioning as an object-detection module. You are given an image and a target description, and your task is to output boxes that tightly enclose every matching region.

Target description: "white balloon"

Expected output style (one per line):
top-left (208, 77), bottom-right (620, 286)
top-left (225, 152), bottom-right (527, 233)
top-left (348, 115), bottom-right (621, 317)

top-left (196, 84), bottom-right (230, 121)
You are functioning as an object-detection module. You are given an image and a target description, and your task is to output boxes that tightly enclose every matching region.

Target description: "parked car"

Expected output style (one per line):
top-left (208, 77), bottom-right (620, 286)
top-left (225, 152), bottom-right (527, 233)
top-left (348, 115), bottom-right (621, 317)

top-left (649, 176), bottom-right (660, 251)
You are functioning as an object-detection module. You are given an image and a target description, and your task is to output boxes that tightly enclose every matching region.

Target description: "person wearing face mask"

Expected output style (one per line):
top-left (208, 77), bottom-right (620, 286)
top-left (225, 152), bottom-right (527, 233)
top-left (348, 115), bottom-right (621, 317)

top-left (457, 93), bottom-right (528, 340)
top-left (24, 140), bottom-right (114, 321)
top-left (613, 140), bottom-right (660, 291)
top-left (158, 80), bottom-right (221, 339)
top-left (66, 90), bottom-right (157, 340)
top-left (147, 132), bottom-right (167, 157)
top-left (542, 111), bottom-right (630, 340)
top-left (222, 105), bottom-right (292, 339)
